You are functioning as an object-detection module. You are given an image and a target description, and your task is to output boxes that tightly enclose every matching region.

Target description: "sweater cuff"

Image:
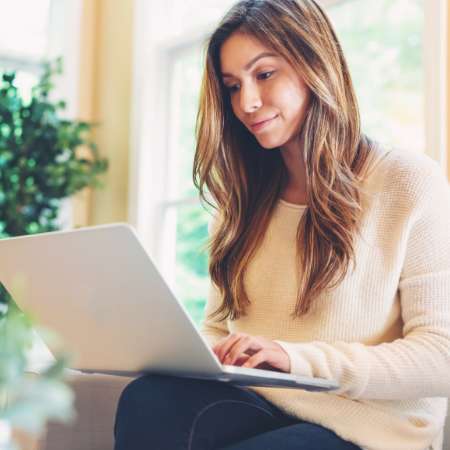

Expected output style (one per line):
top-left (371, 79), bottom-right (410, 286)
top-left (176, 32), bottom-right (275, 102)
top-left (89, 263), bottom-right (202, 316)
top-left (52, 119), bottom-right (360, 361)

top-left (274, 340), bottom-right (314, 378)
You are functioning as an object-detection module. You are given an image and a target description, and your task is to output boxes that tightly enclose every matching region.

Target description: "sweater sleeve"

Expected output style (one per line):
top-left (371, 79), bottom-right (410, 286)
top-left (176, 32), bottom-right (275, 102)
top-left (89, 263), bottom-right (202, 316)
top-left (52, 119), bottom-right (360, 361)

top-left (199, 214), bottom-right (229, 347)
top-left (275, 158), bottom-right (450, 400)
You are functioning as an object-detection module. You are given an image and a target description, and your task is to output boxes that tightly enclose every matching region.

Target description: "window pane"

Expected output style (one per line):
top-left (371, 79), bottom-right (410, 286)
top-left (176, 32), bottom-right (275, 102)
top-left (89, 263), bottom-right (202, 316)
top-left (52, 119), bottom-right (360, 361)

top-left (0, 0), bottom-right (51, 59)
top-left (173, 203), bottom-right (210, 326)
top-left (169, 0), bottom-right (235, 29)
top-left (328, 0), bottom-right (424, 152)
top-left (167, 45), bottom-right (204, 201)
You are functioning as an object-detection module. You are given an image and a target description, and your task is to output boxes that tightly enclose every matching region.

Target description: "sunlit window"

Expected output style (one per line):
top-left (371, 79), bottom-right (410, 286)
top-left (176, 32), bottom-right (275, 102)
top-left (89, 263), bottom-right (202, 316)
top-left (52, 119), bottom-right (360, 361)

top-left (0, 0), bottom-right (51, 98)
top-left (161, 44), bottom-right (210, 326)
top-left (0, 0), bottom-right (51, 61)
top-left (329, 0), bottom-right (424, 153)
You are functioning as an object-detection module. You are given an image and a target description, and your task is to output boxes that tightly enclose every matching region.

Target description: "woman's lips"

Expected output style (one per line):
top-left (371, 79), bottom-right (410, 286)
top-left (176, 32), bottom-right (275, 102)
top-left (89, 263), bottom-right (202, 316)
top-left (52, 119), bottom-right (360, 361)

top-left (250, 115), bottom-right (278, 132)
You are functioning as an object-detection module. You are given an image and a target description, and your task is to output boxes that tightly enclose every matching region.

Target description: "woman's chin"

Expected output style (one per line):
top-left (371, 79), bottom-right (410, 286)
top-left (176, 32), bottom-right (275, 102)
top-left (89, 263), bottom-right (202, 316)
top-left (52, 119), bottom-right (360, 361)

top-left (256, 138), bottom-right (282, 150)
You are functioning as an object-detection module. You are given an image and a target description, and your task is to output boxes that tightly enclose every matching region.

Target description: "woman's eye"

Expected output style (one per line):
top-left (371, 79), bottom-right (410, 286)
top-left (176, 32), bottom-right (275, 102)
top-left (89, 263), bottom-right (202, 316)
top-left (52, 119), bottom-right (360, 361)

top-left (257, 71), bottom-right (274, 80)
top-left (224, 72), bottom-right (273, 94)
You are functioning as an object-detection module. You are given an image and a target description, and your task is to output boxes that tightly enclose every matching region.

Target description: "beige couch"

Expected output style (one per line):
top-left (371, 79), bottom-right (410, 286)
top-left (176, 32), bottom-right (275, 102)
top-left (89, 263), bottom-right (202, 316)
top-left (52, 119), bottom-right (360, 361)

top-left (14, 371), bottom-right (133, 450)
top-left (14, 371), bottom-right (450, 450)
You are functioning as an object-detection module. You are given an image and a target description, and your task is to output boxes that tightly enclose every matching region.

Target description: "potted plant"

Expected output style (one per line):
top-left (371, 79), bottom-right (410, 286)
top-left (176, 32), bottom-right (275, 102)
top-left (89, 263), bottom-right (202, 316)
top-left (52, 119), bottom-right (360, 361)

top-left (0, 57), bottom-right (108, 238)
top-left (0, 300), bottom-right (75, 450)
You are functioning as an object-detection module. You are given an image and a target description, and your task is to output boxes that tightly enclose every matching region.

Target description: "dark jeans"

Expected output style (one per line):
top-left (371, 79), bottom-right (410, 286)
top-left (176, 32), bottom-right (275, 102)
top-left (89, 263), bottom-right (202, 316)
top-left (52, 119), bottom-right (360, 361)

top-left (113, 374), bottom-right (361, 450)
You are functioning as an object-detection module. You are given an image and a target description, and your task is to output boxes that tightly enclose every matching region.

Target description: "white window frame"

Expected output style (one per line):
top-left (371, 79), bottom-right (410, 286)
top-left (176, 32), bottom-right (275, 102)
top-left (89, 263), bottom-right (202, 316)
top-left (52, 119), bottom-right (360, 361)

top-left (424, 0), bottom-right (448, 170)
top-left (129, 0), bottom-right (448, 266)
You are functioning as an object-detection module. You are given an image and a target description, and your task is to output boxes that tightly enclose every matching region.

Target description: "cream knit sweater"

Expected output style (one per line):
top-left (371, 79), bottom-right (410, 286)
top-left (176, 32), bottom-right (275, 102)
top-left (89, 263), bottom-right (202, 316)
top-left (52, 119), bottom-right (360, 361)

top-left (200, 147), bottom-right (450, 450)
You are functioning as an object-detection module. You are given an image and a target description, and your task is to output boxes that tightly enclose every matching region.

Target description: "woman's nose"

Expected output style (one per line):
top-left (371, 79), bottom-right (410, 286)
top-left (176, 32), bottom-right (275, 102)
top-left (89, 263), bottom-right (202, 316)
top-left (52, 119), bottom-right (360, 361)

top-left (239, 84), bottom-right (262, 113)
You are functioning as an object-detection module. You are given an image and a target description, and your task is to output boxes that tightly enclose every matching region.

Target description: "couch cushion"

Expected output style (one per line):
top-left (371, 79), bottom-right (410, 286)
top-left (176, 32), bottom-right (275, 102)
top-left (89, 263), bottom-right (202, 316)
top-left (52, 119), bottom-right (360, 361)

top-left (42, 370), bottom-right (134, 450)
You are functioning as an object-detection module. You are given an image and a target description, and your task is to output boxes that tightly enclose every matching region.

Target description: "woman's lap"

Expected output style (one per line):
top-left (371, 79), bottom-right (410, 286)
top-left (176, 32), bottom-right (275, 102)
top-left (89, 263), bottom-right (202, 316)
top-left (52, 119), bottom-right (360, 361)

top-left (113, 374), bottom-right (360, 450)
top-left (219, 421), bottom-right (361, 450)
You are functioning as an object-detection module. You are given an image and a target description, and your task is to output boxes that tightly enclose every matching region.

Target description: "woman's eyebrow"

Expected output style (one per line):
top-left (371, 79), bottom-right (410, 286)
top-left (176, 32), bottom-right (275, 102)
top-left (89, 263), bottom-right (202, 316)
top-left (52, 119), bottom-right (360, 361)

top-left (222, 52), bottom-right (279, 78)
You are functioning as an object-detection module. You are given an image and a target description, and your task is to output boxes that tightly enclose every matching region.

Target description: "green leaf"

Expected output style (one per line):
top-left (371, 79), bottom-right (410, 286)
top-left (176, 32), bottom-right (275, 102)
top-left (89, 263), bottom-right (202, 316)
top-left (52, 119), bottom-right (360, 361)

top-left (0, 58), bottom-right (108, 237)
top-left (1, 378), bottom-right (76, 434)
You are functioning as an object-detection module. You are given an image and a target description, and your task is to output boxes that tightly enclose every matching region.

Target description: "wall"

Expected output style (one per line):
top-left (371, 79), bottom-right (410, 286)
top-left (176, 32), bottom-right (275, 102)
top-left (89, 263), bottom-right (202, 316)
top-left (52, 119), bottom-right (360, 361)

top-left (74, 0), bottom-right (133, 226)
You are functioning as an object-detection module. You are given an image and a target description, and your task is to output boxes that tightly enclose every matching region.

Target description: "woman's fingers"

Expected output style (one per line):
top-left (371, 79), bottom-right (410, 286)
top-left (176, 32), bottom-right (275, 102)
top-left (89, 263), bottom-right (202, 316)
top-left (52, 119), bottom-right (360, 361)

top-left (243, 347), bottom-right (291, 373)
top-left (242, 349), bottom-right (274, 369)
top-left (234, 354), bottom-right (251, 366)
top-left (223, 335), bottom-right (255, 365)
top-left (212, 333), bottom-right (290, 372)
top-left (213, 333), bottom-right (246, 362)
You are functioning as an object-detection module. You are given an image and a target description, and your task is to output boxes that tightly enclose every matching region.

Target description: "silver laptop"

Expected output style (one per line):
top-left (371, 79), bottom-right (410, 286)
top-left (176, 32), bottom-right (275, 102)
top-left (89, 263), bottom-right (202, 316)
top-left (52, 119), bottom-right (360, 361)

top-left (0, 223), bottom-right (338, 391)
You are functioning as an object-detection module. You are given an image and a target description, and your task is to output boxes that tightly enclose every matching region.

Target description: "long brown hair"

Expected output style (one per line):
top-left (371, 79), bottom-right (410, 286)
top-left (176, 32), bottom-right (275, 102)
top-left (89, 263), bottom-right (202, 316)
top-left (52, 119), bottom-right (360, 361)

top-left (193, 0), bottom-right (378, 320)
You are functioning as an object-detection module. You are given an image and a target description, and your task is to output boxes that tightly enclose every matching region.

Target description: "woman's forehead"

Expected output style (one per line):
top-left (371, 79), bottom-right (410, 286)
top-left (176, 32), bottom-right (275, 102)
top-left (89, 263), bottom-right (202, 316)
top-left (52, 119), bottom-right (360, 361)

top-left (220, 33), bottom-right (280, 76)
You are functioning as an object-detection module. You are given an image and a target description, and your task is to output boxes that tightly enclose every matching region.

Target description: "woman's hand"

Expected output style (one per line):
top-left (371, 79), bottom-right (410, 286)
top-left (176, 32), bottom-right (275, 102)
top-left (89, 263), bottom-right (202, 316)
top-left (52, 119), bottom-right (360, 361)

top-left (212, 332), bottom-right (291, 373)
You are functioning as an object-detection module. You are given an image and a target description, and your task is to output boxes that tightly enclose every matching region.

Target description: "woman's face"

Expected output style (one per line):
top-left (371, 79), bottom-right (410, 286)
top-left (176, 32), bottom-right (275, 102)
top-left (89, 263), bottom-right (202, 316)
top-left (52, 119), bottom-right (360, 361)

top-left (220, 32), bottom-right (311, 150)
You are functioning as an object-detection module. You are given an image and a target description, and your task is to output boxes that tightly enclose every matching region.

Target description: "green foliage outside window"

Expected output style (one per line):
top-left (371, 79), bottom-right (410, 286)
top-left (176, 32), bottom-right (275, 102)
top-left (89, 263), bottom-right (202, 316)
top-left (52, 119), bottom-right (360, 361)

top-left (176, 204), bottom-right (209, 325)
top-left (329, 0), bottom-right (424, 152)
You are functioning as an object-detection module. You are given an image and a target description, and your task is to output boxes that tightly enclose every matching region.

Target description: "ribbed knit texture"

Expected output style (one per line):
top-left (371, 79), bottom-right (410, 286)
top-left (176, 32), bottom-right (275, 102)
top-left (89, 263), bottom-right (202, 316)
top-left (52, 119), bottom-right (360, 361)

top-left (200, 147), bottom-right (450, 450)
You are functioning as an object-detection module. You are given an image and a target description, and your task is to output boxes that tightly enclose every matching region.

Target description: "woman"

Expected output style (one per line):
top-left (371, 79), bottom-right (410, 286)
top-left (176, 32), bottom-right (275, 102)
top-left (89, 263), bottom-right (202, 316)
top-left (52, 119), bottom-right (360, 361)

top-left (114, 1), bottom-right (450, 449)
